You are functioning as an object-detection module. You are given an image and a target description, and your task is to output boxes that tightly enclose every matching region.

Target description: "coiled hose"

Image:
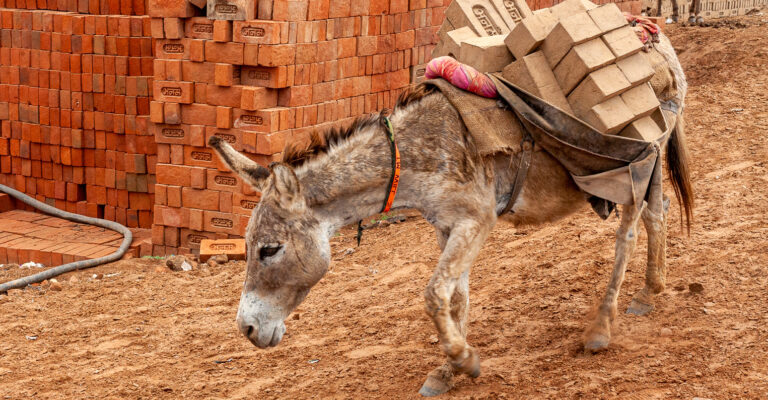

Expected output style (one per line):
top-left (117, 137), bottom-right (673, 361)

top-left (0, 184), bottom-right (133, 293)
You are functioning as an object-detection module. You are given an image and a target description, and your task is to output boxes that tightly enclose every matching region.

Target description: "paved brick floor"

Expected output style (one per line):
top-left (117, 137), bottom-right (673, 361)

top-left (0, 209), bottom-right (146, 266)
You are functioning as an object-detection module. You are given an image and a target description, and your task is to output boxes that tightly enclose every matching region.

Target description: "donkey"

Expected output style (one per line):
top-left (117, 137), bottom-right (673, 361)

top-left (209, 37), bottom-right (693, 396)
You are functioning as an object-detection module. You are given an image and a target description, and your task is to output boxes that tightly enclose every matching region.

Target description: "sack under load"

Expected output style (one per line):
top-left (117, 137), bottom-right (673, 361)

top-left (432, 0), bottom-right (670, 143)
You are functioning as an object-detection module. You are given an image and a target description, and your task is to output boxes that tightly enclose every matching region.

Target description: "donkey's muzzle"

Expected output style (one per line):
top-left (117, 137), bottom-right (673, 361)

top-left (237, 316), bottom-right (285, 349)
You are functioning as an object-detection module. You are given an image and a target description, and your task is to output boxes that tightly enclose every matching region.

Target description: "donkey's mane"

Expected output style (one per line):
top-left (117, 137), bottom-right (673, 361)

top-left (282, 83), bottom-right (438, 168)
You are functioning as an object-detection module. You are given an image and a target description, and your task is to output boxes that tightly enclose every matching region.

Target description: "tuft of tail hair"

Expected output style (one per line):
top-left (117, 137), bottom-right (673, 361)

top-left (666, 113), bottom-right (694, 235)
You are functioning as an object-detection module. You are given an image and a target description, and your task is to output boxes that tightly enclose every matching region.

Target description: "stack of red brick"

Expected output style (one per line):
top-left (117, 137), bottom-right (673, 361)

top-left (0, 0), bottom-right (147, 16)
top-left (0, 9), bottom-right (156, 228)
top-left (149, 0), bottom-right (448, 255)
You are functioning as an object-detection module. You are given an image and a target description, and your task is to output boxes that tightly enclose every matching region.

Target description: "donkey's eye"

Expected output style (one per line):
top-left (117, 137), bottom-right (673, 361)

top-left (259, 245), bottom-right (282, 260)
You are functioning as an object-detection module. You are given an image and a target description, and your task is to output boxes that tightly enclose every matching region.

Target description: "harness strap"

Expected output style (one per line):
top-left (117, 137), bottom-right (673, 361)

top-left (501, 133), bottom-right (534, 216)
top-left (357, 116), bottom-right (400, 246)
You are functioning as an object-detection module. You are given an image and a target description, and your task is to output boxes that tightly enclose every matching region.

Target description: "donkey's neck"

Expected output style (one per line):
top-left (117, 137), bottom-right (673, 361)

top-left (293, 115), bottom-right (406, 234)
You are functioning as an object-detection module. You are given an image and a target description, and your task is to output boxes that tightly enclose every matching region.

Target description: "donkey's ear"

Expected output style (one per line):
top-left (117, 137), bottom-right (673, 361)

top-left (208, 136), bottom-right (269, 190)
top-left (269, 163), bottom-right (306, 212)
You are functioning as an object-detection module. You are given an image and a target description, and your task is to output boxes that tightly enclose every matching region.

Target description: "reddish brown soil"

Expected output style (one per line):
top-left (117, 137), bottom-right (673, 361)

top-left (2, 17), bottom-right (768, 399)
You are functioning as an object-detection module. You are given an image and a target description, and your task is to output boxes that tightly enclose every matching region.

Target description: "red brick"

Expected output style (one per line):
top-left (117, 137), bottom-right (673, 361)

top-left (153, 80), bottom-right (194, 104)
top-left (204, 41), bottom-right (244, 64)
top-left (214, 63), bottom-right (235, 86)
top-left (148, 0), bottom-right (195, 17)
top-left (272, 0), bottom-right (309, 21)
top-left (240, 86), bottom-right (278, 111)
top-left (199, 238), bottom-right (246, 262)
top-left (202, 211), bottom-right (240, 235)
top-left (217, 106), bottom-right (232, 129)
top-left (164, 17), bottom-right (184, 39)
top-left (257, 44), bottom-right (296, 67)
top-left (164, 102), bottom-right (181, 124)
top-left (182, 187), bottom-right (219, 210)
top-left (232, 20), bottom-right (282, 44)
top-left (184, 17), bottom-right (215, 40)
top-left (240, 66), bottom-right (290, 88)
top-left (213, 20), bottom-right (232, 42)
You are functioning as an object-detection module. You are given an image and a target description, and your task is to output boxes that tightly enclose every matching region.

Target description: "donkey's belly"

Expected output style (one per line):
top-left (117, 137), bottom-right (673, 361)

top-left (499, 150), bottom-right (586, 227)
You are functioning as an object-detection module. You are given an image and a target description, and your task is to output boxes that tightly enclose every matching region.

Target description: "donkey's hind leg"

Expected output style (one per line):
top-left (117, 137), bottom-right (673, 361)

top-left (628, 196), bottom-right (671, 315)
top-left (585, 203), bottom-right (645, 351)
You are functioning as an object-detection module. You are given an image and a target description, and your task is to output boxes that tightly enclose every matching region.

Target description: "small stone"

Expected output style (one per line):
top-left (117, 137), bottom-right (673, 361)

top-left (688, 283), bottom-right (704, 293)
top-left (166, 255), bottom-right (188, 271)
top-left (701, 308), bottom-right (711, 314)
top-left (428, 335), bottom-right (439, 344)
top-left (343, 248), bottom-right (355, 256)
top-left (293, 313), bottom-right (300, 320)
top-left (660, 327), bottom-right (673, 337)
top-left (49, 280), bottom-right (63, 291)
top-left (69, 276), bottom-right (79, 283)
top-left (212, 254), bottom-right (228, 265)
top-left (154, 266), bottom-right (167, 273)
top-left (207, 259), bottom-right (218, 269)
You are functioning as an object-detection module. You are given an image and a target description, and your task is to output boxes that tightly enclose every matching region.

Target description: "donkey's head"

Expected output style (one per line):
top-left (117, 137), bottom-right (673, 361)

top-left (208, 137), bottom-right (330, 348)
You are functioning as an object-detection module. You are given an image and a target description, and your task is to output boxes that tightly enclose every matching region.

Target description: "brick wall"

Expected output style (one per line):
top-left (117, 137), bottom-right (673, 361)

top-left (0, 10), bottom-right (156, 228)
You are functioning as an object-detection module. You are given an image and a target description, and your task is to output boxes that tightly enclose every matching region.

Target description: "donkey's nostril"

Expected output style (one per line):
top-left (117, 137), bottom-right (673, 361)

top-left (246, 325), bottom-right (254, 338)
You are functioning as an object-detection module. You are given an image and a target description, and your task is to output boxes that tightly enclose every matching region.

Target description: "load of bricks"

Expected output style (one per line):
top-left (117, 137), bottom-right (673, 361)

top-left (149, 0), bottom-right (446, 256)
top-left (433, 0), bottom-right (668, 142)
top-left (0, 10), bottom-right (156, 228)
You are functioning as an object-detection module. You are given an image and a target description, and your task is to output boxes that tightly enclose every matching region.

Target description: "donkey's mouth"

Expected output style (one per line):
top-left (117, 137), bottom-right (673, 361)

top-left (245, 323), bottom-right (285, 349)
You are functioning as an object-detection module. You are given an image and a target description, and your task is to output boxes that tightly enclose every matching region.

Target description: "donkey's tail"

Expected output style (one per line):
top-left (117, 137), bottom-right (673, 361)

top-left (666, 112), bottom-right (694, 234)
top-left (654, 32), bottom-right (694, 234)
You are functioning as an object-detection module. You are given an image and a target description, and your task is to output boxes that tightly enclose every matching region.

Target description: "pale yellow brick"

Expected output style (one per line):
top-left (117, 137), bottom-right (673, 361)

top-left (504, 12), bottom-right (558, 59)
top-left (567, 64), bottom-right (631, 117)
top-left (602, 25), bottom-right (644, 60)
top-left (502, 51), bottom-right (573, 113)
top-left (553, 38), bottom-right (615, 94)
top-left (583, 96), bottom-right (634, 134)
top-left (459, 35), bottom-right (513, 72)
top-left (620, 83), bottom-right (660, 119)
top-left (587, 3), bottom-right (627, 33)
top-left (541, 12), bottom-right (602, 67)
top-left (616, 52), bottom-right (654, 85)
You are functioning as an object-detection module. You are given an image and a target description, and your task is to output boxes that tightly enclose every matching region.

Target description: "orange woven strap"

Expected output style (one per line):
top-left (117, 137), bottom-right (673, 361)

top-left (382, 117), bottom-right (400, 213)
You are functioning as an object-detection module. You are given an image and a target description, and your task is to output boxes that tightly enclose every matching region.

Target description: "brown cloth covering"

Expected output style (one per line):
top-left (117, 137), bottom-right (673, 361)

top-left (425, 75), bottom-right (675, 219)
top-left (426, 78), bottom-right (525, 156)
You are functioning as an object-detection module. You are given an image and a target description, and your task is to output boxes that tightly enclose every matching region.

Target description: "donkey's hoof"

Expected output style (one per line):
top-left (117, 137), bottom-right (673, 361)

top-left (419, 365), bottom-right (453, 397)
top-left (419, 377), bottom-right (452, 397)
top-left (584, 333), bottom-right (610, 352)
top-left (627, 299), bottom-right (654, 316)
top-left (452, 347), bottom-right (481, 378)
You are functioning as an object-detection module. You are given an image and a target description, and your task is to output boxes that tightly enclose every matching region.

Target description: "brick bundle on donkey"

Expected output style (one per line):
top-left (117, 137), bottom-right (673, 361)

top-left (433, 0), bottom-right (670, 142)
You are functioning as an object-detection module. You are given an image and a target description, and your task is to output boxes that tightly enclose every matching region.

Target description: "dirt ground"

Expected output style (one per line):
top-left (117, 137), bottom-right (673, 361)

top-left (2, 16), bottom-right (768, 399)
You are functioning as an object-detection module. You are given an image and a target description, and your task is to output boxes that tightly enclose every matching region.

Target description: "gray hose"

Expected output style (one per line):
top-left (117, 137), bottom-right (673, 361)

top-left (0, 184), bottom-right (133, 293)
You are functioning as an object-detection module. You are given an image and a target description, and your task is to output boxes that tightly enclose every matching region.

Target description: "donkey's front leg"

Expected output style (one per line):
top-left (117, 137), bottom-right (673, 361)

top-left (423, 219), bottom-right (492, 386)
top-left (419, 270), bottom-right (470, 397)
top-left (585, 203), bottom-right (645, 351)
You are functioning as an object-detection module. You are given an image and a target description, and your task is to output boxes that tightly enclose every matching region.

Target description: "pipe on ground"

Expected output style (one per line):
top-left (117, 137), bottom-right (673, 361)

top-left (0, 184), bottom-right (133, 293)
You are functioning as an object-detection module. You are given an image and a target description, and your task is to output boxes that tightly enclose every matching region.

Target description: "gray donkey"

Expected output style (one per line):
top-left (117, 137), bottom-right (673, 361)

top-left (209, 37), bottom-right (693, 396)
